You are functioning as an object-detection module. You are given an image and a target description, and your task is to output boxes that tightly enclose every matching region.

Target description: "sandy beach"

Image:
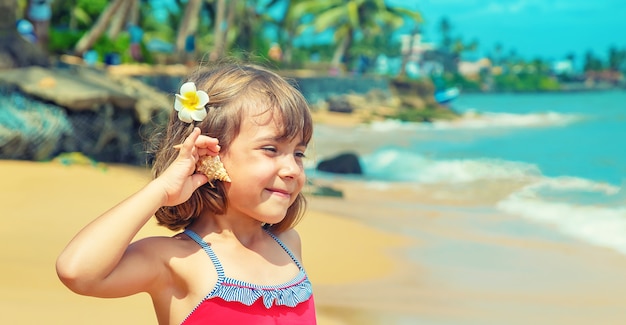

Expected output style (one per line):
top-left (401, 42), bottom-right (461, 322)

top-left (0, 159), bottom-right (408, 324)
top-left (2, 153), bottom-right (626, 324)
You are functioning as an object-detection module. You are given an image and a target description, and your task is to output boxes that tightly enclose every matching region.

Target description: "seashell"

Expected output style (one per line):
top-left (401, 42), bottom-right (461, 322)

top-left (196, 155), bottom-right (231, 183)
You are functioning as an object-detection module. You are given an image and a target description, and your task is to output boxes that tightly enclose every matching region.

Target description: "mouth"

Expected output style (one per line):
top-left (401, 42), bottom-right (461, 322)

top-left (266, 188), bottom-right (291, 199)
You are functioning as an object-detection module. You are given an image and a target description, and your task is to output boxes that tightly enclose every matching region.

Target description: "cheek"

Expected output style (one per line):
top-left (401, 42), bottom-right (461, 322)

top-left (295, 172), bottom-right (306, 191)
top-left (219, 154), bottom-right (242, 180)
top-left (298, 170), bottom-right (306, 184)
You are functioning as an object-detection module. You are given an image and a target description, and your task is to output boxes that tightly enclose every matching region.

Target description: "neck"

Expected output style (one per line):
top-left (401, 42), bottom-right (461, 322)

top-left (189, 210), bottom-right (265, 246)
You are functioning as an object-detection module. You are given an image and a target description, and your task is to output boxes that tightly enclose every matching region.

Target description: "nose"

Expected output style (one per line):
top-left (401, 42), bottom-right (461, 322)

top-left (278, 154), bottom-right (302, 179)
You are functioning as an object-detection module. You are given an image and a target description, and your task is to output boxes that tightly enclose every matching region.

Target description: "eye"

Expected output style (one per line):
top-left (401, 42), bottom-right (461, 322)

top-left (261, 146), bottom-right (277, 153)
top-left (295, 151), bottom-right (307, 159)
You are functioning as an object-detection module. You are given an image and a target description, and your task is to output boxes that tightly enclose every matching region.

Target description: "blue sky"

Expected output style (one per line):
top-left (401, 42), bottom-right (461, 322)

top-left (151, 0), bottom-right (626, 62)
top-left (391, 0), bottom-right (626, 61)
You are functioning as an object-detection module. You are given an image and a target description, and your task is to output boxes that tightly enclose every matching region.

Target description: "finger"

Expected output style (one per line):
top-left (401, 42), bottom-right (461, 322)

top-left (197, 146), bottom-right (221, 157)
top-left (195, 135), bottom-right (220, 151)
top-left (179, 128), bottom-right (202, 155)
top-left (190, 173), bottom-right (208, 189)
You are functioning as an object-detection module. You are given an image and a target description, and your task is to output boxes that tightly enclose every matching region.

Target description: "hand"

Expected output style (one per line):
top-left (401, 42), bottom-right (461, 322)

top-left (155, 127), bottom-right (220, 207)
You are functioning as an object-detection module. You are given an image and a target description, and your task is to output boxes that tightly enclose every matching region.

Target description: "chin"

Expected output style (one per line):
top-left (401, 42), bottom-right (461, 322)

top-left (258, 213), bottom-right (288, 226)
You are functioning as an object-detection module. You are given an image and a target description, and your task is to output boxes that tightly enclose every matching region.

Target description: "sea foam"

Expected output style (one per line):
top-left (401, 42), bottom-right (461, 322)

top-left (366, 111), bottom-right (581, 132)
top-left (361, 147), bottom-right (541, 183)
top-left (361, 148), bottom-right (626, 256)
top-left (433, 110), bottom-right (582, 129)
top-left (497, 177), bottom-right (626, 255)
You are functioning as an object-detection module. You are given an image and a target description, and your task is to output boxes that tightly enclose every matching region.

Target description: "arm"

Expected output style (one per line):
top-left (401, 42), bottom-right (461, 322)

top-left (56, 127), bottom-right (217, 297)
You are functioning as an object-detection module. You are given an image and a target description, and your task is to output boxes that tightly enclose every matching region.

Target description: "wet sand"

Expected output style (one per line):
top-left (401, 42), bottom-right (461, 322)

top-left (307, 180), bottom-right (626, 325)
top-left (2, 159), bottom-right (626, 324)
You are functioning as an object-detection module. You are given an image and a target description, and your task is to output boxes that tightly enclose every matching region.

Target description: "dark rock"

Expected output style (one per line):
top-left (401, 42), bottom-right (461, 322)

top-left (327, 95), bottom-right (354, 113)
top-left (316, 152), bottom-right (363, 175)
top-left (311, 185), bottom-right (344, 198)
top-left (0, 66), bottom-right (170, 165)
top-left (292, 75), bottom-right (390, 104)
top-left (0, 89), bottom-right (72, 161)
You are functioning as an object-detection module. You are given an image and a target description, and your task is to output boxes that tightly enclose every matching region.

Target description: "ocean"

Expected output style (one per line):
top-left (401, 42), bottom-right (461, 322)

top-left (309, 90), bottom-right (626, 258)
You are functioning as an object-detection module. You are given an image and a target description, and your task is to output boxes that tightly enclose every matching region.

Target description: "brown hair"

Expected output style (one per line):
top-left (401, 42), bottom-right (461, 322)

top-left (151, 63), bottom-right (313, 233)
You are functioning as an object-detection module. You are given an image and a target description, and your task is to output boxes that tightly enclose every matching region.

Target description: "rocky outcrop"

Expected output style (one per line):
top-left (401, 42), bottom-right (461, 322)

top-left (309, 78), bottom-right (459, 123)
top-left (0, 66), bottom-right (171, 164)
top-left (316, 152), bottom-right (363, 175)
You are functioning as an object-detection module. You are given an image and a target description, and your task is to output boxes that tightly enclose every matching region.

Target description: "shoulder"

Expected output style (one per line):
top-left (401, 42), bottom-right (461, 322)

top-left (130, 234), bottom-right (185, 255)
top-left (126, 235), bottom-right (188, 276)
top-left (131, 232), bottom-right (219, 292)
top-left (275, 228), bottom-right (303, 261)
top-left (128, 233), bottom-right (205, 282)
top-left (131, 232), bottom-right (203, 261)
top-left (132, 233), bottom-right (220, 321)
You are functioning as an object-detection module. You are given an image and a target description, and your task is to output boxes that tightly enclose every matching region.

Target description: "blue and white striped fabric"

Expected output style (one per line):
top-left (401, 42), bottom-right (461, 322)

top-left (183, 229), bottom-right (313, 309)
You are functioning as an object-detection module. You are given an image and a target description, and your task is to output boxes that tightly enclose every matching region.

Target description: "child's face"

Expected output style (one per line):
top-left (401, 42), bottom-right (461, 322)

top-left (220, 107), bottom-right (307, 225)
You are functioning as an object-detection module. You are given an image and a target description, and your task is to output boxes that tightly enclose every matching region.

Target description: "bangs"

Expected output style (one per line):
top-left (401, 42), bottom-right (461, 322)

top-left (244, 76), bottom-right (313, 145)
top-left (273, 90), bottom-right (313, 145)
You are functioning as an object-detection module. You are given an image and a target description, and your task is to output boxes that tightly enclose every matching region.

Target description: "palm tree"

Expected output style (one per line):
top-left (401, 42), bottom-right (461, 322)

top-left (438, 17), bottom-right (452, 53)
top-left (50, 0), bottom-right (100, 31)
top-left (209, 0), bottom-right (228, 61)
top-left (0, 0), bottom-right (48, 68)
top-left (209, 0), bottom-right (277, 62)
top-left (73, 0), bottom-right (126, 55)
top-left (493, 42), bottom-right (503, 65)
top-left (267, 0), bottom-right (305, 66)
top-left (293, 0), bottom-right (421, 72)
top-left (107, 0), bottom-right (139, 39)
top-left (175, 0), bottom-right (202, 61)
top-left (25, 0), bottom-right (54, 51)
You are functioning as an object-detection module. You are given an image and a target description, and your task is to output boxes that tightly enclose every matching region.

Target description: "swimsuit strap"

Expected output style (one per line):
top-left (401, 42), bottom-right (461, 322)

top-left (263, 228), bottom-right (304, 271)
top-left (180, 228), bottom-right (313, 315)
top-left (184, 228), bottom-right (304, 276)
top-left (183, 229), bottom-right (225, 282)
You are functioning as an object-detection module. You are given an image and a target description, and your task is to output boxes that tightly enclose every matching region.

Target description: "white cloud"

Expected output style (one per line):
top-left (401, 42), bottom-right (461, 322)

top-left (391, 0), bottom-right (626, 60)
top-left (471, 0), bottom-right (617, 16)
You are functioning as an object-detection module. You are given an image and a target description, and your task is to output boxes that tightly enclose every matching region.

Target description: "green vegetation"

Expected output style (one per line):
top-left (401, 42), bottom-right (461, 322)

top-left (493, 73), bottom-right (561, 92)
top-left (387, 106), bottom-right (457, 123)
top-left (11, 0), bottom-right (626, 94)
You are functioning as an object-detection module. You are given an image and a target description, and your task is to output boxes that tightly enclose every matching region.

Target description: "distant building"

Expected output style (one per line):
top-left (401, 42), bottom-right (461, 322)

top-left (400, 33), bottom-right (434, 63)
top-left (551, 59), bottom-right (574, 75)
top-left (398, 33), bottom-right (439, 78)
top-left (422, 50), bottom-right (459, 74)
top-left (458, 58), bottom-right (492, 80)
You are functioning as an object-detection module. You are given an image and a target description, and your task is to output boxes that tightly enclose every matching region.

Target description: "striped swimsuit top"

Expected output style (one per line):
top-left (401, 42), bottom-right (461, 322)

top-left (180, 229), bottom-right (316, 325)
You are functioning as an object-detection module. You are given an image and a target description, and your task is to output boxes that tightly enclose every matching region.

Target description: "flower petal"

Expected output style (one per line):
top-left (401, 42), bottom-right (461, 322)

top-left (190, 108), bottom-right (207, 122)
top-left (178, 109), bottom-right (193, 123)
top-left (179, 82), bottom-right (196, 94)
top-left (174, 97), bottom-right (183, 112)
top-left (196, 90), bottom-right (209, 108)
top-left (174, 82), bottom-right (209, 123)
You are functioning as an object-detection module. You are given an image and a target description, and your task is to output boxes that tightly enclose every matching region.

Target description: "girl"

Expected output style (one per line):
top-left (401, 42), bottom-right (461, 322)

top-left (56, 63), bottom-right (316, 324)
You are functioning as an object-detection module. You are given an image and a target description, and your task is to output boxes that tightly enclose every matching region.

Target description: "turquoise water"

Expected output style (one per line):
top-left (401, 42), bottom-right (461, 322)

top-left (362, 91), bottom-right (626, 186)
top-left (436, 91), bottom-right (626, 186)
top-left (313, 90), bottom-right (626, 256)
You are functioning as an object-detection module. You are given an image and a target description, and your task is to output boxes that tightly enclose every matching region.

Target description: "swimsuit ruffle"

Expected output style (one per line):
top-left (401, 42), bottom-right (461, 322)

top-left (208, 270), bottom-right (313, 309)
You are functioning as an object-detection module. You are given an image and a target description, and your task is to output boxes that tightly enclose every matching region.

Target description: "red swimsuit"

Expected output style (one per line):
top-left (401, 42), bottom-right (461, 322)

top-left (180, 229), bottom-right (316, 325)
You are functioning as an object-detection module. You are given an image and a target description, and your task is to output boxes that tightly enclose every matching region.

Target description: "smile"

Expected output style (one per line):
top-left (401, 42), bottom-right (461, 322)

top-left (266, 188), bottom-right (291, 199)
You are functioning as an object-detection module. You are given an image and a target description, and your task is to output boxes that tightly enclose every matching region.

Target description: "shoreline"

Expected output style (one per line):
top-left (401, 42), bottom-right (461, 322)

top-left (305, 178), bottom-right (626, 325)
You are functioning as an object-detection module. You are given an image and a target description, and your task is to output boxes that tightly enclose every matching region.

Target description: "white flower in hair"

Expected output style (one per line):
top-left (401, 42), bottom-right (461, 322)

top-left (174, 82), bottom-right (209, 123)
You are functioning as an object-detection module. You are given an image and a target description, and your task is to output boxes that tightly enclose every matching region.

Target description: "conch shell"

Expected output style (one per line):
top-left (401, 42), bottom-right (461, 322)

top-left (196, 155), bottom-right (231, 183)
